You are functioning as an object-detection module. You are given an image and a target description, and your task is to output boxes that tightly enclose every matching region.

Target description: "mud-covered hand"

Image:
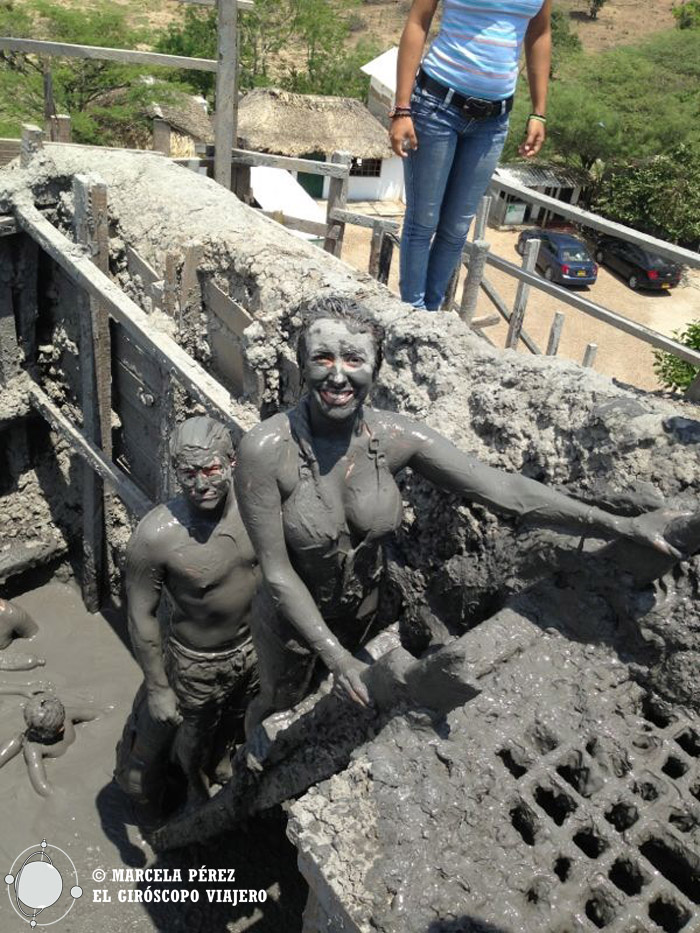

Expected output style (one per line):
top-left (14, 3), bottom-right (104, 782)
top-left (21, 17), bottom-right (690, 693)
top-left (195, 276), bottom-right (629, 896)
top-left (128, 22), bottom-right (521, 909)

top-left (147, 685), bottom-right (182, 725)
top-left (625, 509), bottom-right (691, 559)
top-left (518, 118), bottom-right (546, 158)
top-left (329, 653), bottom-right (372, 707)
top-left (390, 116), bottom-right (418, 158)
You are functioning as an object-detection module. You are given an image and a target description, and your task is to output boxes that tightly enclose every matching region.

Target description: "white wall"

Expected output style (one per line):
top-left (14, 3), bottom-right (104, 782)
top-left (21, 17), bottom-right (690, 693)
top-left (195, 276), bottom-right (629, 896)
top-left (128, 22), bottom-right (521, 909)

top-left (321, 155), bottom-right (405, 202)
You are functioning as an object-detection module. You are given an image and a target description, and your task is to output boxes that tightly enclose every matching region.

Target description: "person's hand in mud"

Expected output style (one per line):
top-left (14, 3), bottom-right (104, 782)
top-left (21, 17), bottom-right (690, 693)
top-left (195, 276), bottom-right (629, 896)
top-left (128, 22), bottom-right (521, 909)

top-left (329, 653), bottom-right (372, 708)
top-left (147, 684), bottom-right (182, 726)
top-left (624, 508), bottom-right (693, 559)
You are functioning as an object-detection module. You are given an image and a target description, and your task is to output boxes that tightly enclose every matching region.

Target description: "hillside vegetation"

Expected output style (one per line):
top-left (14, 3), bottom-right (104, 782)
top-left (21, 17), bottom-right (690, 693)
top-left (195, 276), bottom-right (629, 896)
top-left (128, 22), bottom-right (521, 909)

top-left (0, 0), bottom-right (698, 246)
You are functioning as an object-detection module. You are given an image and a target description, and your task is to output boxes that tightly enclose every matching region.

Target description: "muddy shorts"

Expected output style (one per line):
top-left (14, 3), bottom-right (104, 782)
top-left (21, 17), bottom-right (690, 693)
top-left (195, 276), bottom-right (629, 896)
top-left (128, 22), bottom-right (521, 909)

top-left (163, 634), bottom-right (258, 719)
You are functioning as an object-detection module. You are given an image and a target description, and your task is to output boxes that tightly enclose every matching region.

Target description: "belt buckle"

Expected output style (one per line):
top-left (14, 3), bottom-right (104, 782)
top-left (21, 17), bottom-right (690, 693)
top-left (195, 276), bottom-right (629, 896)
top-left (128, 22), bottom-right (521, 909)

top-left (463, 96), bottom-right (490, 119)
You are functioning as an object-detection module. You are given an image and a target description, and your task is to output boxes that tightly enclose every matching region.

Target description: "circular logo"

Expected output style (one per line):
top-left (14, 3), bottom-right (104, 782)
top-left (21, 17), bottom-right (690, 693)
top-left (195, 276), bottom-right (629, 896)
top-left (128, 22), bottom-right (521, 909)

top-left (5, 839), bottom-right (82, 927)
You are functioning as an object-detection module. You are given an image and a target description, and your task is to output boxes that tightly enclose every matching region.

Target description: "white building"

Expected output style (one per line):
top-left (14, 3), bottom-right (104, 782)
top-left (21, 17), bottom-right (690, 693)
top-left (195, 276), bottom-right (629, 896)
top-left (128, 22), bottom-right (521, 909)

top-left (361, 46), bottom-right (399, 125)
top-left (237, 88), bottom-right (403, 202)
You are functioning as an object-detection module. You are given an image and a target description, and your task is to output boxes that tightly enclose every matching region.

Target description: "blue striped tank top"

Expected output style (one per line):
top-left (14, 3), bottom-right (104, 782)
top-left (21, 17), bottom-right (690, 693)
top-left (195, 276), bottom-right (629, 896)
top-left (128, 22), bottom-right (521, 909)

top-left (422, 0), bottom-right (544, 101)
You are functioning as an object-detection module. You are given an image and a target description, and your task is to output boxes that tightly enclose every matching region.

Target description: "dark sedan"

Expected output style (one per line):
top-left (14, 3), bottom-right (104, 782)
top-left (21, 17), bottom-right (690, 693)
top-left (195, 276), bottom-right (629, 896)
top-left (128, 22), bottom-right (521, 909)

top-left (517, 230), bottom-right (598, 286)
top-left (594, 236), bottom-right (681, 290)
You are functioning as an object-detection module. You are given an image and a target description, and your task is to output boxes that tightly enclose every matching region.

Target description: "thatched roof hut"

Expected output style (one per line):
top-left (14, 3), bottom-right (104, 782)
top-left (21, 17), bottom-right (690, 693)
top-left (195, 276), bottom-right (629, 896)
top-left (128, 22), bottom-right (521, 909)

top-left (237, 88), bottom-right (390, 159)
top-left (146, 98), bottom-right (214, 144)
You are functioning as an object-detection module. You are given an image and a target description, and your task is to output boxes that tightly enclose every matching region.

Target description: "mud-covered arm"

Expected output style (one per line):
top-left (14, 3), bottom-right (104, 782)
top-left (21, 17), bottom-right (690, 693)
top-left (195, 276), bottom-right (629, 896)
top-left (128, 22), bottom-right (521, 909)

top-left (24, 742), bottom-right (51, 796)
top-left (400, 419), bottom-right (673, 550)
top-left (125, 523), bottom-right (181, 724)
top-left (0, 733), bottom-right (23, 768)
top-left (235, 427), bottom-right (369, 704)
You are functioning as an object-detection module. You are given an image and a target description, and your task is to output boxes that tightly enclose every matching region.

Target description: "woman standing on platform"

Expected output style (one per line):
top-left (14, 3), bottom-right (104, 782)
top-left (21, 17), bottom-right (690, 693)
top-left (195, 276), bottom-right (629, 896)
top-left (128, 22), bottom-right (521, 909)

top-left (391, 0), bottom-right (551, 310)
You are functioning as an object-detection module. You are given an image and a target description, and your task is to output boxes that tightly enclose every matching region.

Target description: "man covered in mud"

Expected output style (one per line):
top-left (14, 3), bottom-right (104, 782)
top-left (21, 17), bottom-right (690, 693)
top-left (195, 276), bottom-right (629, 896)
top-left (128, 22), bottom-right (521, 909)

top-left (116, 416), bottom-right (260, 814)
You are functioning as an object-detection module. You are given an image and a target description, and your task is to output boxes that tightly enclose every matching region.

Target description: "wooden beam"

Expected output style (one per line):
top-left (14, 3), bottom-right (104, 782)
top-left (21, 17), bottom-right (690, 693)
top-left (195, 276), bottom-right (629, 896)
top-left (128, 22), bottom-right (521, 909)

top-left (225, 148), bottom-right (349, 178)
top-left (214, 0), bottom-right (238, 188)
top-left (0, 216), bottom-right (17, 236)
top-left (0, 240), bottom-right (19, 382)
top-left (464, 242), bottom-right (700, 367)
top-left (582, 343), bottom-right (598, 368)
top-left (14, 202), bottom-right (258, 436)
top-left (73, 174), bottom-right (113, 612)
top-left (546, 311), bottom-right (565, 356)
top-left (459, 239), bottom-right (489, 325)
top-left (29, 384), bottom-right (153, 519)
top-left (262, 210), bottom-right (327, 238)
top-left (377, 231), bottom-right (397, 286)
top-left (324, 151), bottom-right (351, 257)
top-left (205, 280), bottom-right (253, 337)
top-left (0, 37), bottom-right (218, 72)
top-left (505, 237), bottom-right (539, 350)
top-left (20, 124), bottom-right (43, 168)
top-left (490, 176), bottom-right (700, 270)
top-left (330, 208), bottom-right (399, 233)
top-left (479, 275), bottom-right (541, 355)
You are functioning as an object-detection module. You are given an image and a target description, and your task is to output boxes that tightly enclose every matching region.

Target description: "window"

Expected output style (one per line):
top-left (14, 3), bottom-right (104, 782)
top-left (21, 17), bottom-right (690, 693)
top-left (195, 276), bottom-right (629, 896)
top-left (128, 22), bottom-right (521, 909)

top-left (350, 158), bottom-right (382, 178)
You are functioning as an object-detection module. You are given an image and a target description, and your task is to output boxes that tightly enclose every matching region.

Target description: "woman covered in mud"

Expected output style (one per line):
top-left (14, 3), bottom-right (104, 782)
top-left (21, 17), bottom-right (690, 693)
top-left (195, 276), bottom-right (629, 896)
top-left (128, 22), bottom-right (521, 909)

top-left (235, 297), bottom-right (678, 729)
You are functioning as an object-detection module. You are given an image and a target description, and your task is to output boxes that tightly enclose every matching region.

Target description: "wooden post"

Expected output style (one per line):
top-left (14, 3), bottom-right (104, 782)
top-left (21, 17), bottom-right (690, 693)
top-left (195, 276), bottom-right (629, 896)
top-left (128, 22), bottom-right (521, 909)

top-left (441, 265), bottom-right (459, 311)
top-left (0, 240), bottom-right (19, 383)
top-left (369, 221), bottom-right (383, 278)
top-left (47, 114), bottom-right (72, 143)
top-left (324, 151), bottom-right (351, 257)
top-left (506, 238), bottom-right (540, 350)
top-left (163, 251), bottom-right (179, 319)
top-left (377, 232), bottom-right (396, 286)
top-left (214, 0), bottom-right (238, 189)
top-left (459, 239), bottom-right (490, 325)
top-left (73, 173), bottom-right (113, 612)
top-left (152, 118), bottom-right (172, 155)
top-left (20, 124), bottom-right (43, 168)
top-left (233, 163), bottom-right (251, 203)
top-left (42, 61), bottom-right (56, 136)
top-left (472, 195), bottom-right (492, 242)
top-left (582, 343), bottom-right (597, 368)
top-left (546, 311), bottom-right (565, 356)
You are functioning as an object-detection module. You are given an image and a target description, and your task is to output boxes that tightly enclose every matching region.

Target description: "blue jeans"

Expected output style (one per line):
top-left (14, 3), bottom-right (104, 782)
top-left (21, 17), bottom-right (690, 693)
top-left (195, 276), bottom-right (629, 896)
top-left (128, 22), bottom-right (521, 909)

top-left (400, 85), bottom-right (510, 310)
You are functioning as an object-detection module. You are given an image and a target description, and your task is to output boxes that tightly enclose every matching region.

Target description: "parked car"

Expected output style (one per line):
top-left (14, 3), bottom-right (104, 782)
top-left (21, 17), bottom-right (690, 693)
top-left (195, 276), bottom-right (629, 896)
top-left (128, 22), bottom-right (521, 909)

top-left (594, 236), bottom-right (681, 290)
top-left (516, 230), bottom-right (598, 286)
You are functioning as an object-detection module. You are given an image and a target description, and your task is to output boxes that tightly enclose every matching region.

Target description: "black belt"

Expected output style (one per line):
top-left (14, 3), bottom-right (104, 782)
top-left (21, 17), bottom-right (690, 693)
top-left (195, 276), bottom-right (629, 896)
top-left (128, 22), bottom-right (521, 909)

top-left (416, 69), bottom-right (513, 119)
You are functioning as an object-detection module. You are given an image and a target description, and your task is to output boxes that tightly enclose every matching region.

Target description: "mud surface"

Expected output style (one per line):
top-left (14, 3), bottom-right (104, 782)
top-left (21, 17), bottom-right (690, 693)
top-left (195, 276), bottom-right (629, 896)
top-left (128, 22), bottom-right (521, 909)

top-left (0, 583), bottom-right (305, 932)
top-left (290, 632), bottom-right (700, 932)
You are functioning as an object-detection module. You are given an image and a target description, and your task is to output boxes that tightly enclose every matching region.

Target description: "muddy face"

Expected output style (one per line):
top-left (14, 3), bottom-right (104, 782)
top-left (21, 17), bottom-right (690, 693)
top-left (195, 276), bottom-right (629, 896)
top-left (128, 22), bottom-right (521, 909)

top-left (304, 320), bottom-right (376, 424)
top-left (24, 694), bottom-right (65, 741)
top-left (175, 453), bottom-right (232, 512)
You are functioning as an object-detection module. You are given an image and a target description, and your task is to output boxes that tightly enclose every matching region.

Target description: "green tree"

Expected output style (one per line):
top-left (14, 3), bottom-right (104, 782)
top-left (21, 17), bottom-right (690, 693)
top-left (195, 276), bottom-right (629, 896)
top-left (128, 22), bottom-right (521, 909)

top-left (653, 321), bottom-right (700, 392)
top-left (595, 144), bottom-right (700, 249)
top-left (550, 6), bottom-right (582, 76)
top-left (673, 0), bottom-right (700, 28)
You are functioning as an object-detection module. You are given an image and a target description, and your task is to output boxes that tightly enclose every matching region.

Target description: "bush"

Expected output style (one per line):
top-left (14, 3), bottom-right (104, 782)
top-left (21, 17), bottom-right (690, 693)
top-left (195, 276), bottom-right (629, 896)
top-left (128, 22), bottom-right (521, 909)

top-left (653, 321), bottom-right (700, 392)
top-left (673, 0), bottom-right (700, 28)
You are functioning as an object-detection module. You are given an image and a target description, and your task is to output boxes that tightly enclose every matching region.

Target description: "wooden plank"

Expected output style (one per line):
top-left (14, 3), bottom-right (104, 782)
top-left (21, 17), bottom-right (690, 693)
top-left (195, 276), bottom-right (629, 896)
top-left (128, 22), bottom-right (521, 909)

top-left (546, 311), bottom-right (565, 356)
top-left (15, 202), bottom-right (258, 435)
top-left (180, 242), bottom-right (203, 315)
top-left (126, 244), bottom-right (160, 289)
top-left (14, 234), bottom-right (39, 369)
top-left (152, 118), bottom-right (171, 156)
top-left (20, 124), bottom-right (43, 168)
top-left (330, 208), bottom-right (399, 233)
top-left (163, 251), bottom-right (179, 318)
top-left (0, 216), bottom-right (17, 236)
top-left (209, 326), bottom-right (246, 394)
top-left (368, 222), bottom-right (383, 279)
top-left (46, 141), bottom-right (163, 155)
top-left (29, 384), bottom-right (153, 518)
top-left (205, 279), bottom-right (253, 337)
top-left (232, 164), bottom-right (251, 203)
top-left (261, 211), bottom-right (327, 239)
top-left (324, 151), bottom-right (351, 257)
top-left (0, 240), bottom-right (19, 382)
top-left (459, 239), bottom-right (490, 325)
top-left (489, 176), bottom-right (700, 270)
top-left (480, 275), bottom-right (541, 355)
top-left (112, 325), bottom-right (165, 391)
top-left (214, 0), bottom-right (238, 188)
top-left (472, 195), bottom-right (492, 242)
top-left (226, 148), bottom-right (349, 179)
top-left (465, 243), bottom-right (700, 367)
top-left (582, 343), bottom-right (598, 368)
top-left (0, 37), bottom-right (218, 72)
top-left (73, 173), bottom-right (112, 612)
top-left (377, 231), bottom-right (396, 286)
top-left (441, 265), bottom-right (459, 311)
top-left (505, 237), bottom-right (539, 350)
top-left (471, 314), bottom-right (501, 329)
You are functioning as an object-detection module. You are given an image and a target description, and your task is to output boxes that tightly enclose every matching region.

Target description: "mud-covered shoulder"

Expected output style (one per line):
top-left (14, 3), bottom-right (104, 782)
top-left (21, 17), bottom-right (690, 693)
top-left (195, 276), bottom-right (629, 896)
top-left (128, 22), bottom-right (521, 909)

top-left (363, 406), bottom-right (436, 471)
top-left (125, 503), bottom-right (175, 565)
top-left (236, 412), bottom-right (292, 474)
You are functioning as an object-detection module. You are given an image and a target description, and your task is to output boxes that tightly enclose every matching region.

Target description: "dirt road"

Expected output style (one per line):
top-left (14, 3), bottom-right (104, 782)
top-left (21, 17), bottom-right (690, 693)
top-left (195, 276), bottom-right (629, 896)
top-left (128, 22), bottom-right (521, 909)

top-left (340, 213), bottom-right (700, 393)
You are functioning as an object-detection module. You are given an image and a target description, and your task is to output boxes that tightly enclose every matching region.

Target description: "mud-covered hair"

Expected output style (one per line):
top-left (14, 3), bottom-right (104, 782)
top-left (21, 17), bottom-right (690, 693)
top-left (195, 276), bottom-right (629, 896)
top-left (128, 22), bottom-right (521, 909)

top-left (24, 694), bottom-right (66, 742)
top-left (170, 416), bottom-right (234, 467)
top-left (295, 296), bottom-right (385, 378)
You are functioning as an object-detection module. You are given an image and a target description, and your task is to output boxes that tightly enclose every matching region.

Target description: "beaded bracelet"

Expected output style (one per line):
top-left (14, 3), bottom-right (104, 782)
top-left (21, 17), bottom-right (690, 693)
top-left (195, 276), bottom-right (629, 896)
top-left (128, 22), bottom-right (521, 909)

top-left (528, 113), bottom-right (547, 124)
top-left (389, 106), bottom-right (412, 120)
